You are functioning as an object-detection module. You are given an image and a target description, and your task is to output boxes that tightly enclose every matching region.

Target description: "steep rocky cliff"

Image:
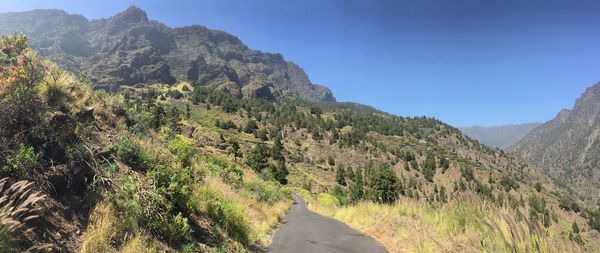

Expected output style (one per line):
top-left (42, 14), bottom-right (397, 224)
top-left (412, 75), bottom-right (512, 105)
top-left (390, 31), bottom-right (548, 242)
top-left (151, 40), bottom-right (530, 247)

top-left (0, 6), bottom-right (335, 102)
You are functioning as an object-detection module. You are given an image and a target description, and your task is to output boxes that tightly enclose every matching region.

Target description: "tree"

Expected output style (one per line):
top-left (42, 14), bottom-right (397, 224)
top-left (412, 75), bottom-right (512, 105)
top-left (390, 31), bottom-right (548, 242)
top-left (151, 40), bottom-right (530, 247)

top-left (366, 166), bottom-right (399, 204)
top-left (256, 129), bottom-right (268, 141)
top-left (227, 139), bottom-right (241, 163)
top-left (350, 168), bottom-right (364, 203)
top-left (336, 165), bottom-right (346, 186)
top-left (243, 120), bottom-right (258, 134)
top-left (151, 105), bottom-right (166, 129)
top-left (272, 134), bottom-right (285, 162)
top-left (422, 154), bottom-right (436, 182)
top-left (184, 103), bottom-right (191, 120)
top-left (345, 166), bottom-right (355, 181)
top-left (271, 160), bottom-right (289, 185)
top-left (439, 157), bottom-right (450, 173)
top-left (246, 143), bottom-right (270, 173)
top-left (167, 107), bottom-right (181, 130)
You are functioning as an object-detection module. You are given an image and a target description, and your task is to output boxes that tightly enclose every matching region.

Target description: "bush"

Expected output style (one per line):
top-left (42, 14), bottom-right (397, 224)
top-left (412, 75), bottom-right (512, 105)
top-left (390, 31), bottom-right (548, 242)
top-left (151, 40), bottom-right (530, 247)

top-left (108, 175), bottom-right (193, 244)
top-left (199, 188), bottom-right (250, 246)
top-left (168, 137), bottom-right (194, 166)
top-left (166, 90), bottom-right (183, 99)
top-left (499, 175), bottom-right (519, 192)
top-left (148, 164), bottom-right (194, 211)
top-left (331, 185), bottom-right (349, 206)
top-left (1, 144), bottom-right (37, 179)
top-left (217, 120), bottom-right (237, 130)
top-left (460, 166), bottom-right (475, 181)
top-left (111, 135), bottom-right (149, 169)
top-left (558, 196), bottom-right (580, 213)
top-left (243, 120), bottom-right (258, 134)
top-left (243, 181), bottom-right (287, 204)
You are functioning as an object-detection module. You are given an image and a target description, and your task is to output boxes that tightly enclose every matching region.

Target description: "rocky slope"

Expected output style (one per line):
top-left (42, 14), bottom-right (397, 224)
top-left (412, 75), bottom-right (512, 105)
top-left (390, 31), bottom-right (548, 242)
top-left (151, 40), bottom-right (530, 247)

top-left (510, 82), bottom-right (600, 205)
top-left (0, 6), bottom-right (335, 102)
top-left (459, 122), bottom-right (542, 149)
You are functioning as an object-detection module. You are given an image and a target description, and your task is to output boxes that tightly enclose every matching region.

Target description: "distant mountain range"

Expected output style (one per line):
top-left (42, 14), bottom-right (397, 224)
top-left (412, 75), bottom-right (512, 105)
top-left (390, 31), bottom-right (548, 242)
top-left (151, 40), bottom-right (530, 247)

top-left (459, 123), bottom-right (542, 149)
top-left (510, 82), bottom-right (600, 205)
top-left (0, 6), bottom-right (334, 102)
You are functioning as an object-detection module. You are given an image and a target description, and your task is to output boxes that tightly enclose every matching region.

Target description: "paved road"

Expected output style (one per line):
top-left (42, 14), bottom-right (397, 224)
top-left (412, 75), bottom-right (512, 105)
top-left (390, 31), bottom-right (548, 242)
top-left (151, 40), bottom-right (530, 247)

top-left (268, 193), bottom-right (388, 253)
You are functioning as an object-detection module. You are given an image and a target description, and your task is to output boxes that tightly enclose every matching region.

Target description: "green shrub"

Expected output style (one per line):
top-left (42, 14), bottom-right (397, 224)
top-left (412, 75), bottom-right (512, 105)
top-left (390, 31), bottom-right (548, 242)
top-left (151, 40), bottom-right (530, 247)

top-left (166, 90), bottom-right (183, 99)
top-left (243, 181), bottom-right (287, 204)
top-left (499, 175), bottom-right (519, 192)
top-left (108, 175), bottom-right (194, 245)
top-left (218, 120), bottom-right (237, 130)
top-left (168, 137), bottom-right (194, 166)
top-left (1, 144), bottom-right (37, 179)
top-left (558, 196), bottom-right (580, 213)
top-left (111, 135), bottom-right (149, 169)
top-left (148, 164), bottom-right (195, 211)
top-left (331, 185), bottom-right (349, 206)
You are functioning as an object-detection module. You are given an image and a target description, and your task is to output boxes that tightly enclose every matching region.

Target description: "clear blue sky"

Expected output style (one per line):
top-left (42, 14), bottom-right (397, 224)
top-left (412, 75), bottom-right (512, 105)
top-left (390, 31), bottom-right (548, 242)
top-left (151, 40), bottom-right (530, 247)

top-left (2, 0), bottom-right (600, 127)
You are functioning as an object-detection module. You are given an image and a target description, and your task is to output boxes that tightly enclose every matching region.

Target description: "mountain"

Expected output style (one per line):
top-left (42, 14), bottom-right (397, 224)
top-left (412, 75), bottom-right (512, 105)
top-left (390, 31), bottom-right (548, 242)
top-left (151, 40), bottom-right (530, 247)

top-left (510, 82), bottom-right (600, 205)
top-left (0, 6), bottom-right (334, 102)
top-left (459, 123), bottom-right (542, 149)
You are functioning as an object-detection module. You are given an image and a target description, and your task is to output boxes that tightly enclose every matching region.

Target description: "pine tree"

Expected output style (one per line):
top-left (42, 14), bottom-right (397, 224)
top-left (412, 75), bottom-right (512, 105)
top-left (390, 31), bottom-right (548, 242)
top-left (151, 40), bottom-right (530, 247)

top-left (272, 160), bottom-right (289, 185)
top-left (184, 103), bottom-right (191, 120)
top-left (246, 143), bottom-right (270, 173)
top-left (272, 134), bottom-right (285, 162)
top-left (227, 139), bottom-right (241, 163)
top-left (151, 105), bottom-right (166, 129)
top-left (350, 168), bottom-right (364, 202)
top-left (336, 165), bottom-right (346, 186)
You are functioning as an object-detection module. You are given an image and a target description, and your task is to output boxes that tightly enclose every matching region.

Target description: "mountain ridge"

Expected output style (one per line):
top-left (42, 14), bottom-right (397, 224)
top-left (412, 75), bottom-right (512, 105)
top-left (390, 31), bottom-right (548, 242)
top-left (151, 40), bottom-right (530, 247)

top-left (510, 81), bottom-right (600, 205)
top-left (459, 122), bottom-right (542, 149)
top-left (0, 6), bottom-right (335, 102)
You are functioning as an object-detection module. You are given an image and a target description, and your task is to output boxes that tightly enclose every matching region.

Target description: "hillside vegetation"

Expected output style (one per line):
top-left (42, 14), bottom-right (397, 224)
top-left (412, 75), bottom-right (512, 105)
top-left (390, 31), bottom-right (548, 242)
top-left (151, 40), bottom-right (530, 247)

top-left (0, 35), bottom-right (291, 252)
top-left (1, 33), bottom-right (599, 252)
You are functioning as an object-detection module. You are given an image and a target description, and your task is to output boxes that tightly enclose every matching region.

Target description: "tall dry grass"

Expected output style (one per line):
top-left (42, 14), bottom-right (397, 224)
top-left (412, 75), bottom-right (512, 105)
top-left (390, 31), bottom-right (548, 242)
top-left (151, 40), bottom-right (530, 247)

top-left (80, 202), bottom-right (156, 253)
top-left (0, 178), bottom-right (50, 251)
top-left (303, 191), bottom-right (587, 252)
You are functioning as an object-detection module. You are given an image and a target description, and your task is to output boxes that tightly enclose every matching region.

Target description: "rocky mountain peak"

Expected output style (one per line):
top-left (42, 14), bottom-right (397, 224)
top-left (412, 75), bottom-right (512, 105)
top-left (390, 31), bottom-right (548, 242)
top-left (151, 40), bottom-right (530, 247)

top-left (111, 6), bottom-right (149, 24)
top-left (0, 7), bottom-right (335, 102)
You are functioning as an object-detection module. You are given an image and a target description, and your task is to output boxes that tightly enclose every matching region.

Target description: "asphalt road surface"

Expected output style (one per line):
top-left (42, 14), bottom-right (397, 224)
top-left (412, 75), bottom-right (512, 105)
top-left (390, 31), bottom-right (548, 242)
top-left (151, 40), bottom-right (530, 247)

top-left (268, 193), bottom-right (388, 253)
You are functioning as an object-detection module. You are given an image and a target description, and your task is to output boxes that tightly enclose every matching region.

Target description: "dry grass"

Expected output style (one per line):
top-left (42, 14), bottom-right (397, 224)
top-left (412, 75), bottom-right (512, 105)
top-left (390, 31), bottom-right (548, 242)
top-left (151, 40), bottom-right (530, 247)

top-left (0, 178), bottom-right (45, 233)
top-left (80, 202), bottom-right (157, 253)
top-left (119, 233), bottom-right (156, 253)
top-left (0, 178), bottom-right (50, 251)
top-left (302, 191), bottom-right (589, 253)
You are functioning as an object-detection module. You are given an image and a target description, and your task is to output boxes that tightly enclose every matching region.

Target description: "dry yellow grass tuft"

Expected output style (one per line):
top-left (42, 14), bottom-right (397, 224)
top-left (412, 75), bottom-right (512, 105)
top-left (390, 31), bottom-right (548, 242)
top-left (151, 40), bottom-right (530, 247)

top-left (80, 202), bottom-right (157, 253)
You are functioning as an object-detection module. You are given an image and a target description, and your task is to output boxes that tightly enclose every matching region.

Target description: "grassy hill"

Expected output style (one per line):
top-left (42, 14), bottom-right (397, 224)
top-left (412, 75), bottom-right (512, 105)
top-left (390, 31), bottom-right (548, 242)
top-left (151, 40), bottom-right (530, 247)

top-left (1, 35), bottom-right (599, 252)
